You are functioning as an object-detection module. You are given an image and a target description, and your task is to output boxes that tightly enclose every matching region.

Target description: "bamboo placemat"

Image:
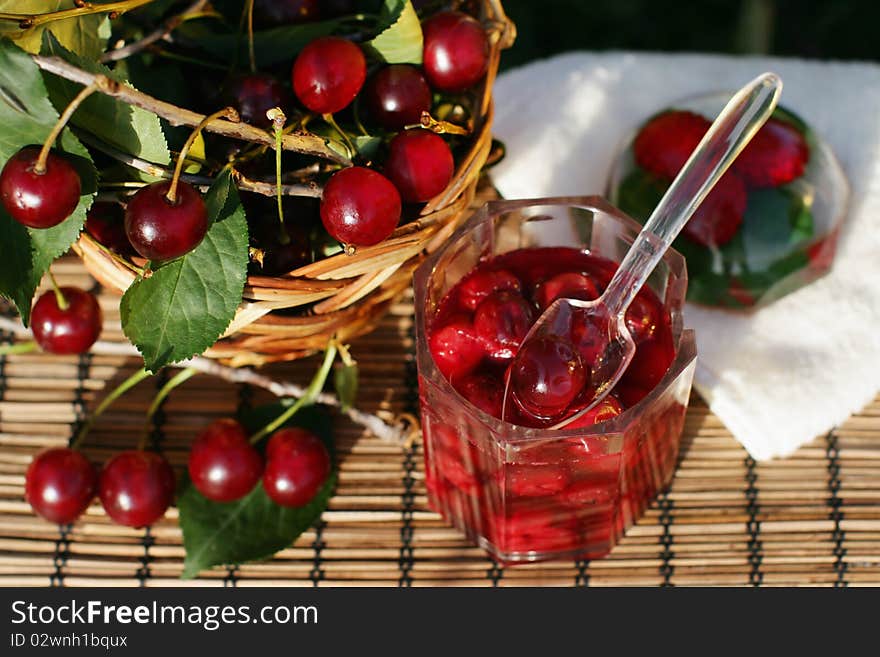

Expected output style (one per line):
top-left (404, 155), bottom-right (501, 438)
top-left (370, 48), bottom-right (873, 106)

top-left (1, 256), bottom-right (878, 587)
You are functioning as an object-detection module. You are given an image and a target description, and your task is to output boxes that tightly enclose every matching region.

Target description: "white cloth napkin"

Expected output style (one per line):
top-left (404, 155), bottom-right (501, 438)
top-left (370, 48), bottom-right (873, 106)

top-left (489, 51), bottom-right (880, 460)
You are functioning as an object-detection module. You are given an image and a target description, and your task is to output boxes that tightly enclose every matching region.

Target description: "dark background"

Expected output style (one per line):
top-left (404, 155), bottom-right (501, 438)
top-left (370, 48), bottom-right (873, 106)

top-left (499, 0), bottom-right (876, 70)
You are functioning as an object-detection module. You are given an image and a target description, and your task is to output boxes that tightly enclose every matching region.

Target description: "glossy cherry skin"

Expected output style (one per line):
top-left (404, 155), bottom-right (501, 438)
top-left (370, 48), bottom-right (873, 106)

top-left (473, 291), bottom-right (534, 361)
top-left (428, 315), bottom-right (485, 382)
top-left (292, 36), bottom-right (366, 114)
top-left (363, 65), bottom-right (433, 131)
top-left (188, 419), bottom-right (263, 502)
top-left (31, 287), bottom-right (102, 355)
top-left (25, 448), bottom-right (97, 524)
top-left (534, 272), bottom-right (599, 311)
top-left (125, 181), bottom-right (208, 261)
top-left (99, 451), bottom-right (175, 528)
top-left (0, 147), bottom-right (80, 229)
top-left (262, 428), bottom-right (331, 507)
top-left (224, 73), bottom-right (288, 128)
top-left (457, 268), bottom-right (521, 311)
top-left (320, 166), bottom-right (401, 246)
top-left (384, 129), bottom-right (454, 203)
top-left (422, 11), bottom-right (490, 92)
top-left (85, 201), bottom-right (134, 256)
top-left (510, 335), bottom-right (587, 420)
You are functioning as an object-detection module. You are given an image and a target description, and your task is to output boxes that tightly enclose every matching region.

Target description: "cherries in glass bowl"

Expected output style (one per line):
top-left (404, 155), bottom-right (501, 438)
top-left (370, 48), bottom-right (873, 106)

top-left (414, 198), bottom-right (697, 564)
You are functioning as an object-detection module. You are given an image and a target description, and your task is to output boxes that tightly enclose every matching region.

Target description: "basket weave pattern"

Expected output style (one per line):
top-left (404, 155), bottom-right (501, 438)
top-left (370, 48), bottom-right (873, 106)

top-left (75, 1), bottom-right (516, 367)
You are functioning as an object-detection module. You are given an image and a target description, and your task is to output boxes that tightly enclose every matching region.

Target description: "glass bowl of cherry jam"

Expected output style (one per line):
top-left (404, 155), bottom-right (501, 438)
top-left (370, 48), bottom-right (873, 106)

top-left (414, 197), bottom-right (697, 564)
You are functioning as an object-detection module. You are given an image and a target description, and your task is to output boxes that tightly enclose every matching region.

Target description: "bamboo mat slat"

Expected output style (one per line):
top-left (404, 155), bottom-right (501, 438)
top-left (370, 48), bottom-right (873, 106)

top-left (0, 257), bottom-right (879, 587)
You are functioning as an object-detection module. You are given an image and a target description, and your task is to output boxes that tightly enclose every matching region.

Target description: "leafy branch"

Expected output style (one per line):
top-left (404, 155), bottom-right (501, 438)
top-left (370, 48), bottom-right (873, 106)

top-left (32, 54), bottom-right (352, 165)
top-left (0, 0), bottom-right (156, 29)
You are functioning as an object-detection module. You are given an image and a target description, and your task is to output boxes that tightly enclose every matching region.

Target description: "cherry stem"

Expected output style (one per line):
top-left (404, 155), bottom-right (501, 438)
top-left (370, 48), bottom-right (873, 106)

top-left (246, 0), bottom-right (256, 74)
top-left (34, 82), bottom-right (99, 175)
top-left (409, 111), bottom-right (471, 137)
top-left (141, 367), bottom-right (198, 449)
top-left (0, 341), bottom-right (38, 356)
top-left (269, 108), bottom-right (287, 233)
top-left (71, 367), bottom-right (151, 450)
top-left (167, 106), bottom-right (240, 204)
top-left (322, 113), bottom-right (356, 158)
top-left (47, 271), bottom-right (68, 311)
top-left (249, 340), bottom-right (338, 445)
top-left (0, 0), bottom-right (156, 28)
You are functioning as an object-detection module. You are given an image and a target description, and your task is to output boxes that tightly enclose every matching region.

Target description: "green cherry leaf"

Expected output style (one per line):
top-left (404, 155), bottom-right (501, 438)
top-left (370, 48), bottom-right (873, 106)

top-left (366, 0), bottom-right (424, 65)
top-left (334, 362), bottom-right (359, 413)
top-left (40, 33), bottom-right (171, 166)
top-left (179, 405), bottom-right (336, 579)
top-left (0, 1), bottom-right (109, 61)
top-left (120, 169), bottom-right (248, 372)
top-left (0, 39), bottom-right (95, 325)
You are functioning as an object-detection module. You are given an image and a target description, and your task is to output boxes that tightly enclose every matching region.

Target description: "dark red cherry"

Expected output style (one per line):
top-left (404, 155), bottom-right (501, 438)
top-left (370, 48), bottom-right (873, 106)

top-left (246, 194), bottom-right (316, 275)
top-left (292, 36), bottom-right (366, 114)
top-left (385, 129), bottom-right (454, 203)
top-left (31, 287), bottom-right (102, 355)
top-left (363, 65), bottom-right (433, 131)
top-left (473, 291), bottom-right (534, 361)
top-left (224, 73), bottom-right (288, 128)
top-left (428, 314), bottom-right (485, 382)
top-left (422, 11), bottom-right (490, 93)
top-left (0, 146), bottom-right (80, 229)
top-left (455, 372), bottom-right (504, 419)
top-left (510, 335), bottom-right (587, 420)
top-left (125, 181), bottom-right (208, 261)
top-left (25, 448), bottom-right (97, 524)
top-left (534, 272), bottom-right (599, 311)
top-left (625, 289), bottom-right (663, 345)
top-left (85, 202), bottom-right (135, 256)
top-left (457, 268), bottom-right (521, 311)
top-left (621, 330), bottom-right (675, 392)
top-left (253, 0), bottom-right (320, 26)
top-left (188, 418), bottom-right (263, 502)
top-left (99, 450), bottom-right (175, 528)
top-left (262, 427), bottom-right (331, 507)
top-left (320, 166), bottom-right (401, 246)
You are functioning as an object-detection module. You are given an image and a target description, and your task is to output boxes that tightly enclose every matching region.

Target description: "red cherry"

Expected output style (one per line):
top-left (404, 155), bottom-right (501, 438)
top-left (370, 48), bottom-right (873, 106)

top-left (428, 315), bottom-right (485, 382)
top-left (85, 201), bottom-right (135, 256)
top-left (224, 73), bottom-right (288, 128)
top-left (188, 418), bottom-right (263, 502)
top-left (734, 117), bottom-right (809, 187)
top-left (621, 330), bottom-right (675, 392)
top-left (624, 288), bottom-right (663, 345)
top-left (125, 181), bottom-right (208, 261)
top-left (262, 427), bottom-right (331, 507)
top-left (422, 11), bottom-right (490, 93)
top-left (564, 394), bottom-right (624, 430)
top-left (99, 451), bottom-right (175, 528)
top-left (292, 36), bottom-right (366, 114)
top-left (320, 166), bottom-right (401, 246)
top-left (473, 291), bottom-right (534, 361)
top-left (25, 448), bottom-right (97, 524)
top-left (363, 65), bottom-right (433, 131)
top-left (454, 372), bottom-right (503, 419)
top-left (31, 287), bottom-right (102, 355)
top-left (533, 272), bottom-right (599, 311)
top-left (507, 464), bottom-right (569, 497)
top-left (457, 268), bottom-right (521, 312)
top-left (682, 171), bottom-right (746, 247)
top-left (384, 129), bottom-right (454, 203)
top-left (510, 335), bottom-right (586, 420)
top-left (633, 110), bottom-right (711, 180)
top-left (0, 146), bottom-right (81, 229)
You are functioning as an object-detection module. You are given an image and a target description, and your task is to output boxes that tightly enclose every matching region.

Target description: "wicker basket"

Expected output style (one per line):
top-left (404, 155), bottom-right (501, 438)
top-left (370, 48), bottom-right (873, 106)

top-left (74, 1), bottom-right (515, 367)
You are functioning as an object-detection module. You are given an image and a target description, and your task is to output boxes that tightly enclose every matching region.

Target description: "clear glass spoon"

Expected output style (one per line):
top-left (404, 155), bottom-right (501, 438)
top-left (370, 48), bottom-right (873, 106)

top-left (502, 72), bottom-right (783, 429)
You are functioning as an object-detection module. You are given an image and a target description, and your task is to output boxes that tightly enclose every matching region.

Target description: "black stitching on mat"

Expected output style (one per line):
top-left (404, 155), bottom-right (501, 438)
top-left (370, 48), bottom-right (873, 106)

top-left (224, 565), bottom-right (239, 587)
top-left (745, 455), bottom-right (763, 587)
top-left (310, 520), bottom-right (326, 587)
top-left (137, 526), bottom-right (154, 586)
top-left (50, 524), bottom-right (71, 587)
top-left (575, 560), bottom-right (590, 587)
top-left (658, 491), bottom-right (674, 587)
top-left (399, 330), bottom-right (419, 587)
top-left (826, 430), bottom-right (848, 588)
top-left (487, 560), bottom-right (503, 586)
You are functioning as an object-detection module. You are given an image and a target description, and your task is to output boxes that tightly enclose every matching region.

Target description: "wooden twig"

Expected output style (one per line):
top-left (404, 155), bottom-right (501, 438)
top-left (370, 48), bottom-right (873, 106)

top-left (32, 55), bottom-right (351, 166)
top-left (100, 0), bottom-right (211, 63)
top-left (0, 0), bottom-right (156, 28)
top-left (0, 316), bottom-right (410, 445)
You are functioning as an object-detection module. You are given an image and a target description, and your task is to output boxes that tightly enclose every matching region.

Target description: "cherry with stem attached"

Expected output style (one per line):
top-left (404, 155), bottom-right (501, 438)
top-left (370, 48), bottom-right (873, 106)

top-left (0, 83), bottom-right (99, 229)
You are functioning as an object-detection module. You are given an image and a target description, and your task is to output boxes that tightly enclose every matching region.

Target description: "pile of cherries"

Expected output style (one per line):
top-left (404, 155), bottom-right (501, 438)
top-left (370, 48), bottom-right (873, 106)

top-left (428, 246), bottom-right (677, 428)
top-left (25, 419), bottom-right (330, 527)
